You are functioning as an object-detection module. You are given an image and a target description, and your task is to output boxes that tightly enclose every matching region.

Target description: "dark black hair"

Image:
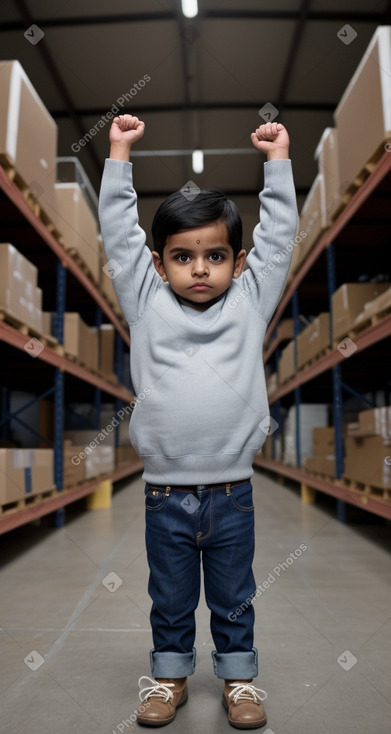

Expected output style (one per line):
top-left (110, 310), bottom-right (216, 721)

top-left (151, 188), bottom-right (243, 259)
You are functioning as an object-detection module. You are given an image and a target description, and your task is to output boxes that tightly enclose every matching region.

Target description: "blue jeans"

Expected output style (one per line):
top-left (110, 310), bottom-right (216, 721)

top-left (144, 479), bottom-right (258, 679)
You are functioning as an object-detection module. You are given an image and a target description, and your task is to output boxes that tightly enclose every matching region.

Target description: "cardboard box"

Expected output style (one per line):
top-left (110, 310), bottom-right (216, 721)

top-left (358, 407), bottom-right (391, 438)
top-left (63, 440), bottom-right (85, 488)
top-left (85, 446), bottom-right (115, 479)
top-left (115, 445), bottom-right (140, 465)
top-left (64, 429), bottom-right (115, 448)
top-left (332, 283), bottom-right (390, 340)
top-left (313, 426), bottom-right (335, 452)
top-left (344, 435), bottom-right (391, 489)
top-left (334, 27), bottom-right (391, 199)
top-left (277, 318), bottom-right (294, 342)
top-left (49, 183), bottom-right (100, 284)
top-left (278, 339), bottom-right (295, 384)
top-left (87, 326), bottom-right (99, 372)
top-left (353, 287), bottom-right (391, 327)
top-left (0, 61), bottom-right (57, 217)
top-left (298, 174), bottom-right (328, 259)
top-left (314, 127), bottom-right (341, 223)
top-left (266, 372), bottom-right (278, 397)
top-left (304, 455), bottom-right (336, 477)
top-left (297, 313), bottom-right (330, 368)
top-left (0, 448), bottom-right (54, 505)
top-left (64, 313), bottom-right (98, 371)
top-left (0, 243), bottom-right (43, 331)
top-left (100, 324), bottom-right (115, 375)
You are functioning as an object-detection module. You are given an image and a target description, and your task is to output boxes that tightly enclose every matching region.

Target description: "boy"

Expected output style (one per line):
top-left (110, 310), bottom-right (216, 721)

top-left (99, 115), bottom-right (298, 729)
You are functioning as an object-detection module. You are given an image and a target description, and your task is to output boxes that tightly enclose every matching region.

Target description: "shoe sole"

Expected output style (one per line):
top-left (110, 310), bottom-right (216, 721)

top-left (222, 695), bottom-right (267, 729)
top-left (137, 691), bottom-right (188, 727)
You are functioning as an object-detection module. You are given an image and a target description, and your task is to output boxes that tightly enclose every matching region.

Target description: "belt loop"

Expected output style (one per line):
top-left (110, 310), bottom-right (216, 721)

top-left (225, 483), bottom-right (231, 496)
top-left (165, 486), bottom-right (171, 496)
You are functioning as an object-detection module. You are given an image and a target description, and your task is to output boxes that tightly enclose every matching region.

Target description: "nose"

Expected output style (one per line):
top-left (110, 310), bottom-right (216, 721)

top-left (192, 258), bottom-right (209, 276)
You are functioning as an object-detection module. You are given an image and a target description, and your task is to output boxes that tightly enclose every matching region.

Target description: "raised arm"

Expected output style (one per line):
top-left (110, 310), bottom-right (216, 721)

top-left (242, 122), bottom-right (298, 322)
top-left (98, 115), bottom-right (160, 325)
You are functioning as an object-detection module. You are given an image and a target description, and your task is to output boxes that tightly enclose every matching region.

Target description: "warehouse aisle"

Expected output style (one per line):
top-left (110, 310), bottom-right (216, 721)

top-left (1, 472), bottom-right (391, 734)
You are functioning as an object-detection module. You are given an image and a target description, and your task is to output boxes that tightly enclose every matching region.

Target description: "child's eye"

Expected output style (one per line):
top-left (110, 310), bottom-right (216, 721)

top-left (176, 253), bottom-right (190, 262)
top-left (209, 253), bottom-right (224, 262)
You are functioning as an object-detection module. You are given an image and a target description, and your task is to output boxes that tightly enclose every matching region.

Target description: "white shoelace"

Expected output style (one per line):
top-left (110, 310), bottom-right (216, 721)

top-left (228, 682), bottom-right (267, 704)
top-left (138, 676), bottom-right (175, 703)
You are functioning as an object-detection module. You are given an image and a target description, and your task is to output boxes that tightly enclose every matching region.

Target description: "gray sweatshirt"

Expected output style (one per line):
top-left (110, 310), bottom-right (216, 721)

top-left (99, 158), bottom-right (298, 486)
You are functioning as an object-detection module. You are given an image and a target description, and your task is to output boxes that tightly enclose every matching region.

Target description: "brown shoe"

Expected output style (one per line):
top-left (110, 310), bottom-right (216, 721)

top-left (137, 676), bottom-right (188, 727)
top-left (223, 679), bottom-right (267, 729)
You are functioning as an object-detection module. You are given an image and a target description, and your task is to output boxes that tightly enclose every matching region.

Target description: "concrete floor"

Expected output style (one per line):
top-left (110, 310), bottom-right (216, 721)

top-left (1, 470), bottom-right (391, 734)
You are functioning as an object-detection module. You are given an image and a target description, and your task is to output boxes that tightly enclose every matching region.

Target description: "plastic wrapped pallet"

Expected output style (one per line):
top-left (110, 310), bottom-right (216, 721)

top-left (283, 404), bottom-right (328, 466)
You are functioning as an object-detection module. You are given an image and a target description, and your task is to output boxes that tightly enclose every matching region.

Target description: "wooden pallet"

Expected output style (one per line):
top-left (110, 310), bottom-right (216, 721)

top-left (0, 153), bottom-right (63, 240)
top-left (331, 138), bottom-right (391, 222)
top-left (65, 247), bottom-right (100, 289)
top-left (304, 468), bottom-right (336, 482)
top-left (336, 476), bottom-right (391, 501)
top-left (0, 307), bottom-right (64, 354)
top-left (297, 346), bottom-right (332, 372)
top-left (0, 487), bottom-right (58, 516)
top-left (333, 309), bottom-right (391, 349)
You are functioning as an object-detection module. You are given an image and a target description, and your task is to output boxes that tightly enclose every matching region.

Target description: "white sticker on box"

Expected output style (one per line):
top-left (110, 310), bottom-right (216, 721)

top-left (13, 449), bottom-right (34, 469)
top-left (39, 158), bottom-right (48, 169)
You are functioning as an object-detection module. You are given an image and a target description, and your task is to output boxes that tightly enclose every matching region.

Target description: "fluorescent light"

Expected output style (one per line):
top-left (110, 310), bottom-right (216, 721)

top-left (181, 0), bottom-right (198, 19)
top-left (192, 150), bottom-right (204, 173)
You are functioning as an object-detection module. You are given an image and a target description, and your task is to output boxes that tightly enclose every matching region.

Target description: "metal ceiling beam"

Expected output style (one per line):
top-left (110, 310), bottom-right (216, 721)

top-left (275, 0), bottom-right (312, 113)
top-left (1, 10), bottom-right (386, 30)
top-left (12, 0), bottom-right (103, 179)
top-left (51, 102), bottom-right (335, 119)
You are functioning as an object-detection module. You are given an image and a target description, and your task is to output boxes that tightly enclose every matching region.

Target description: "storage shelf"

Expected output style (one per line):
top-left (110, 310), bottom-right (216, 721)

top-left (265, 149), bottom-right (391, 347)
top-left (0, 319), bottom-right (133, 402)
top-left (253, 456), bottom-right (391, 521)
top-left (268, 312), bottom-right (391, 403)
top-left (0, 460), bottom-right (144, 535)
top-left (0, 164), bottom-right (130, 346)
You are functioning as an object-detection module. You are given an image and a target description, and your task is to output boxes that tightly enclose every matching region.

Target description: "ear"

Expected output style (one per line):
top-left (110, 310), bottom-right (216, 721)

top-left (232, 249), bottom-right (247, 279)
top-left (152, 251), bottom-right (168, 282)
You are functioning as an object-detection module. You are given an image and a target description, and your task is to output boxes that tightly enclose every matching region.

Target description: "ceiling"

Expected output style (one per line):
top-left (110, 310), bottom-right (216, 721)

top-left (1, 0), bottom-right (390, 248)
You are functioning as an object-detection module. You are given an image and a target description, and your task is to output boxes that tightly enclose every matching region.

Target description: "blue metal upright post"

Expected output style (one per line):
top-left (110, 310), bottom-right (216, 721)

top-left (326, 244), bottom-right (346, 523)
top-left (53, 261), bottom-right (66, 527)
top-left (292, 290), bottom-right (302, 468)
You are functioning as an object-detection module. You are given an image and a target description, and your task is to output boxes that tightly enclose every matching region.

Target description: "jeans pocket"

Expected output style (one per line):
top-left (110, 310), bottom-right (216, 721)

top-left (229, 482), bottom-right (254, 512)
top-left (145, 485), bottom-right (168, 511)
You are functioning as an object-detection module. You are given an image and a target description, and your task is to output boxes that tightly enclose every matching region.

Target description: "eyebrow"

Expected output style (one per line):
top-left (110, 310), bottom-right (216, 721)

top-left (167, 246), bottom-right (231, 254)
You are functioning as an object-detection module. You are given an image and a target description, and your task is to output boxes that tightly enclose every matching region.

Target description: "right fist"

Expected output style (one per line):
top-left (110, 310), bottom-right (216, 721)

top-left (109, 114), bottom-right (145, 146)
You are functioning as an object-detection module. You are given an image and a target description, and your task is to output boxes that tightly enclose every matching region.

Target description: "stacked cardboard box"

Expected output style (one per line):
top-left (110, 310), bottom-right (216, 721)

top-left (277, 318), bottom-right (294, 342)
top-left (297, 313), bottom-right (330, 368)
top-left (63, 313), bottom-right (99, 371)
top-left (334, 26), bottom-right (391, 203)
top-left (347, 407), bottom-right (391, 439)
top-left (0, 243), bottom-right (43, 332)
top-left (332, 283), bottom-right (390, 340)
top-left (314, 128), bottom-right (340, 224)
top-left (49, 183), bottom-right (100, 284)
top-left (115, 445), bottom-right (140, 466)
top-left (100, 324), bottom-right (115, 376)
top-left (63, 440), bottom-right (85, 488)
top-left (353, 287), bottom-right (391, 329)
top-left (0, 448), bottom-right (54, 505)
top-left (278, 339), bottom-right (295, 384)
top-left (282, 404), bottom-right (328, 466)
top-left (266, 372), bottom-right (278, 397)
top-left (304, 427), bottom-right (336, 478)
top-left (298, 174), bottom-right (327, 264)
top-left (344, 407), bottom-right (391, 489)
top-left (0, 60), bottom-right (57, 218)
top-left (64, 429), bottom-right (115, 481)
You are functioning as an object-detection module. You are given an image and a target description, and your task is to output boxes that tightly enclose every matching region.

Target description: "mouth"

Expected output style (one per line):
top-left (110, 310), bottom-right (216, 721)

top-left (190, 283), bottom-right (211, 290)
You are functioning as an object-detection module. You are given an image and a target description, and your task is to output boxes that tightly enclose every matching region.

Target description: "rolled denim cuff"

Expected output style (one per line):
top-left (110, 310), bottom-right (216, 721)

top-left (211, 647), bottom-right (258, 679)
top-left (150, 647), bottom-right (196, 677)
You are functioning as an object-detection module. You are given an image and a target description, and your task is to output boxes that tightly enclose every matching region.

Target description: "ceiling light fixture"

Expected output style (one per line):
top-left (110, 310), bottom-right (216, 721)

top-left (181, 0), bottom-right (198, 19)
top-left (192, 150), bottom-right (204, 173)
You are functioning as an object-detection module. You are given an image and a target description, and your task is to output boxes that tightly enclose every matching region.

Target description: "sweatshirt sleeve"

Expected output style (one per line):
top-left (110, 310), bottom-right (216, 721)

top-left (242, 159), bottom-right (298, 323)
top-left (98, 158), bottom-right (161, 325)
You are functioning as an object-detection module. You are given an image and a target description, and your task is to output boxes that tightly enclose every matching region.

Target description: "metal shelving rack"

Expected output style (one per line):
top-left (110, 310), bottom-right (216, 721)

top-left (255, 150), bottom-right (391, 522)
top-left (0, 164), bottom-right (143, 535)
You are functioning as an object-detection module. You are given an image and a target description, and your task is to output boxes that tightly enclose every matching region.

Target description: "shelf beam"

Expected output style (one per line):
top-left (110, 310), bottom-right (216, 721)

top-left (0, 320), bottom-right (133, 402)
top-left (268, 313), bottom-right (391, 403)
top-left (0, 461), bottom-right (144, 535)
top-left (253, 457), bottom-right (391, 521)
top-left (0, 165), bottom-right (129, 346)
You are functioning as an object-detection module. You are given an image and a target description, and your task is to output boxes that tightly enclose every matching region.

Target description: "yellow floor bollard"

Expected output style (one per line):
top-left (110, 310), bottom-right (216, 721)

top-left (301, 483), bottom-right (316, 504)
top-left (86, 480), bottom-right (113, 510)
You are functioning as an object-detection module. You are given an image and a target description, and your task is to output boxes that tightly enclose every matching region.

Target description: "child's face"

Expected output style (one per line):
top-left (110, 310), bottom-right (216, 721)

top-left (152, 221), bottom-right (246, 310)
